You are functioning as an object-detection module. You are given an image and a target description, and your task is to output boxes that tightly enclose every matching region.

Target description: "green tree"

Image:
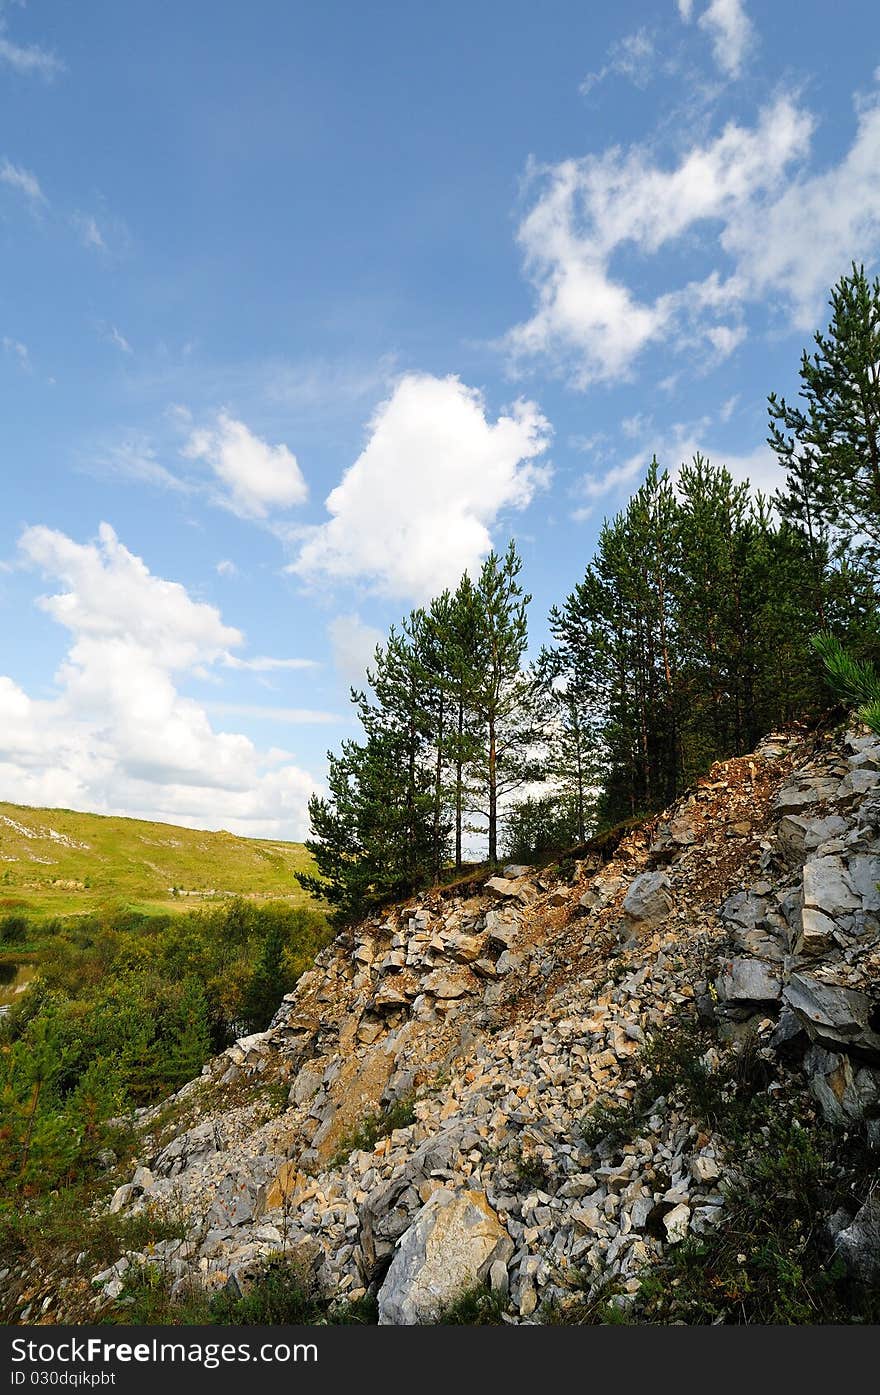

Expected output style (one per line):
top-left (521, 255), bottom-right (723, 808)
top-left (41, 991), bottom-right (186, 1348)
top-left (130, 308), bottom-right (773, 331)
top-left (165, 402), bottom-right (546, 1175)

top-left (769, 262), bottom-right (880, 584)
top-left (469, 543), bottom-right (547, 864)
top-left (811, 631), bottom-right (880, 733)
top-left (240, 926), bottom-right (290, 1034)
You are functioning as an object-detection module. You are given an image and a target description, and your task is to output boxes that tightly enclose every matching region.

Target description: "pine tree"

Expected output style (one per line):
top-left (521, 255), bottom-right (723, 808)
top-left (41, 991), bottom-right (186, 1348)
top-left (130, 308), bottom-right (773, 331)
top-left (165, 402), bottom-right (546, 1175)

top-left (469, 543), bottom-right (546, 864)
top-left (240, 926), bottom-right (289, 1034)
top-left (811, 632), bottom-right (880, 734)
top-left (769, 262), bottom-right (880, 583)
top-left (443, 573), bottom-right (484, 871)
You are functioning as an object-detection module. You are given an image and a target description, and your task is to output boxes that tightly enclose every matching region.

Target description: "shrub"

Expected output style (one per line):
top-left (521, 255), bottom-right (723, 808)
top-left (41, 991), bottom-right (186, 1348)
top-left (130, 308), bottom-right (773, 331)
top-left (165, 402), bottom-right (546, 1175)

top-left (330, 1095), bottom-right (417, 1166)
top-left (0, 914), bottom-right (28, 945)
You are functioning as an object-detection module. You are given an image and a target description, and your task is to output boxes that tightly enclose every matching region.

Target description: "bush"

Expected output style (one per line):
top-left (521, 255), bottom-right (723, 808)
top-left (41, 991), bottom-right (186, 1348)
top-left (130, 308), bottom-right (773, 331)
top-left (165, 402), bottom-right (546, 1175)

top-left (330, 1095), bottom-right (417, 1166)
top-left (434, 1285), bottom-right (507, 1324)
top-left (117, 1257), bottom-right (377, 1326)
top-left (0, 914), bottom-right (28, 945)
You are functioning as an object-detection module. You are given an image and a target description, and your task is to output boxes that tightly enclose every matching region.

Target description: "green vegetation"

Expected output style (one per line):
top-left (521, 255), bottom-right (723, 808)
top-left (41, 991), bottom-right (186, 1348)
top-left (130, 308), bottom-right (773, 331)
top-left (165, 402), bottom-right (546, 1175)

top-left (0, 800), bottom-right (318, 920)
top-left (812, 631), bottom-right (880, 735)
top-left (301, 265), bottom-right (880, 899)
top-left (0, 897), bottom-right (331, 1286)
top-left (565, 1016), bottom-right (880, 1326)
top-left (297, 544), bottom-right (546, 921)
top-left (330, 1094), bottom-right (417, 1167)
top-left (115, 1256), bottom-right (378, 1326)
top-left (433, 1285), bottom-right (507, 1325)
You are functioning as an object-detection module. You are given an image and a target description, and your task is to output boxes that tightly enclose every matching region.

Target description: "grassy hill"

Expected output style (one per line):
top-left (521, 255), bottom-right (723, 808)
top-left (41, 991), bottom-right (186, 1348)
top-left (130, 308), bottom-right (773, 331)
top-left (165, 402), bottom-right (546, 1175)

top-left (0, 801), bottom-right (318, 919)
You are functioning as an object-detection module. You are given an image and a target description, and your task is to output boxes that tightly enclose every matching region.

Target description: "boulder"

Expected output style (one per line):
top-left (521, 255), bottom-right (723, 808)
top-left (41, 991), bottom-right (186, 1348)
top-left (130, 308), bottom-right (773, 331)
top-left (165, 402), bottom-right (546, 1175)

top-left (845, 854), bottom-right (880, 911)
top-left (801, 856), bottom-right (859, 919)
top-left (784, 973), bottom-right (880, 1056)
top-left (796, 905), bottom-right (838, 956)
top-left (716, 956), bottom-right (782, 1006)
top-left (804, 1044), bottom-right (880, 1122)
top-left (662, 1203), bottom-right (691, 1243)
top-left (443, 933), bottom-right (484, 964)
top-left (108, 1184), bottom-right (135, 1215)
top-left (777, 815), bottom-right (811, 863)
top-left (377, 1188), bottom-right (513, 1325)
top-left (834, 1196), bottom-right (880, 1284)
top-left (420, 969), bottom-right (472, 1000)
top-left (621, 871), bottom-right (674, 935)
top-left (484, 877), bottom-right (519, 900)
top-left (720, 889), bottom-right (767, 932)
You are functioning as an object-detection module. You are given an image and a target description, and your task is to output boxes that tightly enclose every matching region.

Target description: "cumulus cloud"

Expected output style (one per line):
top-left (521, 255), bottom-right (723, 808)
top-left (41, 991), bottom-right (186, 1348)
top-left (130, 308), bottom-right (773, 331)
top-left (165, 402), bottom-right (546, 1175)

top-left (0, 524), bottom-right (320, 838)
top-left (506, 88), bottom-right (880, 385)
top-left (184, 411), bottom-right (308, 520)
top-left (291, 373), bottom-right (552, 600)
top-left (679, 0), bottom-right (755, 78)
top-left (721, 96), bottom-right (880, 329)
top-left (0, 157), bottom-right (46, 204)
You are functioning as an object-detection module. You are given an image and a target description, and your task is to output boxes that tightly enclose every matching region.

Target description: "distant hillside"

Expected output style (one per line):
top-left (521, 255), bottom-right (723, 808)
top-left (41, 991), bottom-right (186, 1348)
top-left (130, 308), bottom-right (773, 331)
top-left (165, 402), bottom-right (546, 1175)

top-left (0, 801), bottom-right (318, 918)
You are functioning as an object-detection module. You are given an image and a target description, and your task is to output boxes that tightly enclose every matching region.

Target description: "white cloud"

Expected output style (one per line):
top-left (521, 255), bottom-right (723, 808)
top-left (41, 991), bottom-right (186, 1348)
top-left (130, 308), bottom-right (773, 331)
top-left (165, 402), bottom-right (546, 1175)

top-left (204, 703), bottom-right (341, 725)
top-left (510, 96), bottom-right (825, 385)
top-left (0, 157), bottom-right (46, 204)
top-left (581, 29), bottom-right (655, 96)
top-left (183, 411), bottom-right (308, 520)
top-left (0, 30), bottom-right (63, 79)
top-left (2, 335), bottom-right (30, 370)
top-left (92, 438), bottom-right (192, 494)
top-left (291, 373), bottom-right (552, 600)
top-left (722, 96), bottom-right (880, 329)
top-left (72, 212), bottom-right (107, 251)
top-left (572, 417), bottom-right (783, 519)
top-left (680, 0), bottom-right (755, 79)
top-left (328, 613), bottom-right (385, 687)
top-left (0, 524), bottom-right (320, 838)
top-left (107, 325), bottom-right (132, 354)
top-left (223, 654), bottom-right (318, 673)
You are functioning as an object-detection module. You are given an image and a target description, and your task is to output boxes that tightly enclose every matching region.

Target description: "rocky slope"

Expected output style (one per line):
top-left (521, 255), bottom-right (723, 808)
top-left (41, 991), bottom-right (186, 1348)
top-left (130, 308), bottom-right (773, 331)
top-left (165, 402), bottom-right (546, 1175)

top-left (13, 723), bottom-right (880, 1323)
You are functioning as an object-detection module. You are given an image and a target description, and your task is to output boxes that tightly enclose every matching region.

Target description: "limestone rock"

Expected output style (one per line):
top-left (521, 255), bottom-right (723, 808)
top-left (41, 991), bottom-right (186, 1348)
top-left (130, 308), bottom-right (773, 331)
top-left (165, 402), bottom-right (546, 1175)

top-left (716, 956), bottom-right (782, 1006)
top-left (662, 1203), bottom-right (690, 1243)
top-left (377, 1189), bottom-right (513, 1325)
top-left (801, 856), bottom-right (859, 919)
top-left (784, 974), bottom-right (880, 1056)
top-left (804, 1044), bottom-right (880, 1122)
top-left (621, 871), bottom-right (674, 935)
top-left (834, 1196), bottom-right (880, 1284)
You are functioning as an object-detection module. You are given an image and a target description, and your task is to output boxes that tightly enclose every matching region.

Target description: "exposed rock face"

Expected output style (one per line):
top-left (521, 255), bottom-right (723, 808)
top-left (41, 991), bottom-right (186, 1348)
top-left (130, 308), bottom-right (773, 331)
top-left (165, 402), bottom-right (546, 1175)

top-left (834, 1196), bottom-right (880, 1284)
top-left (16, 723), bottom-right (879, 1327)
top-left (377, 1189), bottom-right (513, 1324)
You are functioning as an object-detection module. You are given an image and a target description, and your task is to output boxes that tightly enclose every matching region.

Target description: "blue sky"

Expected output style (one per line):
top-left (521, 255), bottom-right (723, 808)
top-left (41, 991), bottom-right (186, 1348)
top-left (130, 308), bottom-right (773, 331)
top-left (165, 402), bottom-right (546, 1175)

top-left (1, 0), bottom-right (879, 838)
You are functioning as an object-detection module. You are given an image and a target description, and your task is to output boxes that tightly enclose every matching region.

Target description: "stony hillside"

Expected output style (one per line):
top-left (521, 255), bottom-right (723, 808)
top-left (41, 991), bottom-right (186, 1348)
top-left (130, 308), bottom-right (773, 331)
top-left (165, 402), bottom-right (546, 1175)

top-left (9, 723), bottom-right (880, 1324)
top-left (0, 802), bottom-right (316, 918)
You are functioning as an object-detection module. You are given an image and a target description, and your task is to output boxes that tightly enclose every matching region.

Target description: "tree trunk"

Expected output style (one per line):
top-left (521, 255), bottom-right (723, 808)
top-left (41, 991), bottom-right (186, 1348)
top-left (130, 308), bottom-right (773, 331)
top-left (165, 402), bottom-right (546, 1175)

top-left (488, 714), bottom-right (497, 864)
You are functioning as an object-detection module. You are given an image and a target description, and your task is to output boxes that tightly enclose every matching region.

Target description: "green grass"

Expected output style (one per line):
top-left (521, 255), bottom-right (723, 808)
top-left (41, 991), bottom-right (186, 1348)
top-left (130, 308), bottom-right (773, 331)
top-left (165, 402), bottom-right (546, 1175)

top-left (113, 1256), bottom-right (378, 1326)
top-left (0, 800), bottom-right (320, 920)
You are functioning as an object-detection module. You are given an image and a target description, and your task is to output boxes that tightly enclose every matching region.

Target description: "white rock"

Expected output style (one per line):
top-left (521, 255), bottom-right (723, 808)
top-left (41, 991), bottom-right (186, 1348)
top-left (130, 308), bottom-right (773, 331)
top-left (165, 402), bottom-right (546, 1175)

top-left (377, 1189), bottom-right (513, 1325)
